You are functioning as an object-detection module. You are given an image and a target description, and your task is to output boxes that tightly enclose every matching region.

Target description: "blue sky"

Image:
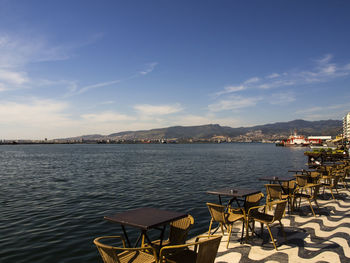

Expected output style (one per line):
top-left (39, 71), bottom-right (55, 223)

top-left (1, 0), bottom-right (350, 139)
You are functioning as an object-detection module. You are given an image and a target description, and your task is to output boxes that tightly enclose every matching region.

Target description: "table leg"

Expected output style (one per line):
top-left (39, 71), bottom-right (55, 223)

top-left (121, 225), bottom-right (131, 247)
top-left (159, 225), bottom-right (166, 248)
top-left (134, 233), bottom-right (143, 247)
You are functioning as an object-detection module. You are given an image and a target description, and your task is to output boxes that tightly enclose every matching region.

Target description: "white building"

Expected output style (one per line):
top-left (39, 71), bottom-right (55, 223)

top-left (343, 112), bottom-right (350, 139)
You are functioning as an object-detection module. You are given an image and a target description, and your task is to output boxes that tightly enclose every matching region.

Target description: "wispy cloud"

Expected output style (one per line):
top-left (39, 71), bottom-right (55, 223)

top-left (0, 98), bottom-right (72, 139)
top-left (267, 73), bottom-right (280, 79)
top-left (139, 62), bottom-right (158, 75)
top-left (76, 80), bottom-right (121, 95)
top-left (0, 69), bottom-right (29, 91)
top-left (215, 54), bottom-right (350, 96)
top-left (134, 103), bottom-right (183, 116)
top-left (215, 85), bottom-right (246, 96)
top-left (81, 111), bottom-right (133, 122)
top-left (64, 62), bottom-right (159, 96)
top-left (0, 33), bottom-right (71, 69)
top-left (294, 102), bottom-right (350, 121)
top-left (208, 95), bottom-right (261, 112)
top-left (269, 91), bottom-right (296, 105)
top-left (244, 77), bottom-right (260, 84)
top-left (296, 102), bottom-right (350, 115)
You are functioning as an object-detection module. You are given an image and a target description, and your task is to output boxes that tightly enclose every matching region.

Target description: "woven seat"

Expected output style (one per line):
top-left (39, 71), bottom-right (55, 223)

top-left (248, 200), bottom-right (287, 250)
top-left (159, 235), bottom-right (222, 263)
top-left (207, 202), bottom-right (244, 248)
top-left (93, 236), bottom-right (157, 263)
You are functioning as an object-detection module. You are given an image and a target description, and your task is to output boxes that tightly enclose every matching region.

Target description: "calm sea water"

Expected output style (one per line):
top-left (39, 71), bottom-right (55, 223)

top-left (0, 143), bottom-right (307, 262)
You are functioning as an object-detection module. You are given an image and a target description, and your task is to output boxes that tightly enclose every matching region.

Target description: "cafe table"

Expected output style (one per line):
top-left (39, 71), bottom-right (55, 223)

top-left (206, 187), bottom-right (262, 243)
top-left (104, 207), bottom-right (188, 248)
top-left (207, 188), bottom-right (261, 207)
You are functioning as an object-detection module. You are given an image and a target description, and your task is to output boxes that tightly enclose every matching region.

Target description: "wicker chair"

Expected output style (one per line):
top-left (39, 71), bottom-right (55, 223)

top-left (242, 192), bottom-right (264, 240)
top-left (322, 174), bottom-right (340, 200)
top-left (206, 202), bottom-right (244, 248)
top-left (292, 175), bottom-right (321, 217)
top-left (150, 215), bottom-right (194, 248)
top-left (265, 184), bottom-right (289, 211)
top-left (93, 236), bottom-right (157, 263)
top-left (247, 200), bottom-right (287, 250)
top-left (158, 235), bottom-right (222, 263)
top-left (333, 167), bottom-right (349, 192)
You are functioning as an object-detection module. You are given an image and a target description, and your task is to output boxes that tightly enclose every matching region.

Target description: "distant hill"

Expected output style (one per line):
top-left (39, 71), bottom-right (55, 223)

top-left (63, 119), bottom-right (342, 141)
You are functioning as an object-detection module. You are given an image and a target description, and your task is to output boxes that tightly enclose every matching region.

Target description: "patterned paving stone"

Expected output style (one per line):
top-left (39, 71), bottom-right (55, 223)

top-left (209, 187), bottom-right (350, 262)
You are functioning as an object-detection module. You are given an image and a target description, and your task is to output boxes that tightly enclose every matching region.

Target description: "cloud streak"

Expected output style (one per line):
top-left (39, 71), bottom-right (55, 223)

top-left (139, 62), bottom-right (158, 75)
top-left (208, 95), bottom-right (261, 112)
top-left (216, 54), bottom-right (350, 96)
top-left (134, 103), bottom-right (183, 116)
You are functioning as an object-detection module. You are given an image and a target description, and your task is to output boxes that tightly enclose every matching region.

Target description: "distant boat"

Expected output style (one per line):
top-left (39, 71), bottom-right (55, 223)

top-left (283, 131), bottom-right (310, 147)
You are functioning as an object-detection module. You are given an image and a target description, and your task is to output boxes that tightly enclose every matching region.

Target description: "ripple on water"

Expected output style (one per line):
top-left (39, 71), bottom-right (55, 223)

top-left (0, 143), bottom-right (307, 262)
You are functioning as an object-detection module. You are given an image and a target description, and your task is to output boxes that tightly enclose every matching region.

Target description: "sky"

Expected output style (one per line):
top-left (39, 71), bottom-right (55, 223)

top-left (0, 0), bottom-right (350, 139)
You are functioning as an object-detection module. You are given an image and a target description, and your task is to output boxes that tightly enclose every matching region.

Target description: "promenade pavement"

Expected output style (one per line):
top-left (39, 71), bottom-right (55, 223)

top-left (206, 187), bottom-right (350, 263)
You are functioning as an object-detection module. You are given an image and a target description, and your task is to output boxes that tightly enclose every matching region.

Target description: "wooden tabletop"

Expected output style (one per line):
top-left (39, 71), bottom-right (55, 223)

top-left (104, 207), bottom-right (188, 230)
top-left (207, 188), bottom-right (261, 198)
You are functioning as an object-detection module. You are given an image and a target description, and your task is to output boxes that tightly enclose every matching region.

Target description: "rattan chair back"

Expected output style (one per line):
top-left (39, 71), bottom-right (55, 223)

top-left (195, 235), bottom-right (222, 263)
top-left (93, 236), bottom-right (157, 263)
top-left (272, 200), bottom-right (287, 221)
top-left (244, 192), bottom-right (264, 213)
top-left (159, 235), bottom-right (222, 263)
top-left (168, 214), bottom-right (194, 245)
top-left (206, 203), bottom-right (226, 224)
top-left (265, 184), bottom-right (283, 200)
top-left (295, 175), bottom-right (308, 187)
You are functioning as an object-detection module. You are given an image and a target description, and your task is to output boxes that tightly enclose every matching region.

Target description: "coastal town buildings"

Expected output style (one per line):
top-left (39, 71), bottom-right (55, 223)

top-left (343, 112), bottom-right (350, 139)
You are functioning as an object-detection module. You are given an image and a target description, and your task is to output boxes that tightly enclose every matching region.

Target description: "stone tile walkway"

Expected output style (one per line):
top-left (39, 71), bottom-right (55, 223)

top-left (211, 188), bottom-right (350, 263)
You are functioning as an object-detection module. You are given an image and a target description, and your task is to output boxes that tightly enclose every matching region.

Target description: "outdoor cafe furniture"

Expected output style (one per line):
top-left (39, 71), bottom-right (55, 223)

top-left (150, 214), bottom-right (194, 249)
top-left (206, 202), bottom-right (244, 248)
top-left (321, 172), bottom-right (340, 200)
top-left (258, 176), bottom-right (295, 212)
top-left (104, 207), bottom-right (188, 248)
top-left (206, 187), bottom-right (262, 208)
top-left (264, 184), bottom-right (289, 211)
top-left (206, 188), bottom-right (263, 244)
top-left (247, 200), bottom-right (287, 251)
top-left (292, 175), bottom-right (321, 217)
top-left (94, 235), bottom-right (158, 263)
top-left (158, 235), bottom-right (222, 263)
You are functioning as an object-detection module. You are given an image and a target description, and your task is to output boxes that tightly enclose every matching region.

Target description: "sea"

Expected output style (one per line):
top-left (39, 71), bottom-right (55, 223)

top-left (0, 143), bottom-right (307, 262)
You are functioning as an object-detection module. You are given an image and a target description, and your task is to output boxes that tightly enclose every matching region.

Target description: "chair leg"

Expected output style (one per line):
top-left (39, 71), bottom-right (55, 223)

top-left (330, 189), bottom-right (335, 200)
top-left (266, 224), bottom-right (277, 250)
top-left (208, 220), bottom-right (213, 235)
top-left (226, 224), bottom-right (232, 248)
top-left (308, 199), bottom-right (316, 217)
top-left (220, 223), bottom-right (225, 235)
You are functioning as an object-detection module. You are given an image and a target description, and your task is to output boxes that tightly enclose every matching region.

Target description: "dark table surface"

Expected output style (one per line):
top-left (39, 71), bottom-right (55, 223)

top-left (104, 207), bottom-right (188, 230)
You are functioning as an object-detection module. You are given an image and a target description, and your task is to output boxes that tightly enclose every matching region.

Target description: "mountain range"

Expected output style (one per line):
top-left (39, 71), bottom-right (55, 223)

top-left (64, 119), bottom-right (343, 141)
